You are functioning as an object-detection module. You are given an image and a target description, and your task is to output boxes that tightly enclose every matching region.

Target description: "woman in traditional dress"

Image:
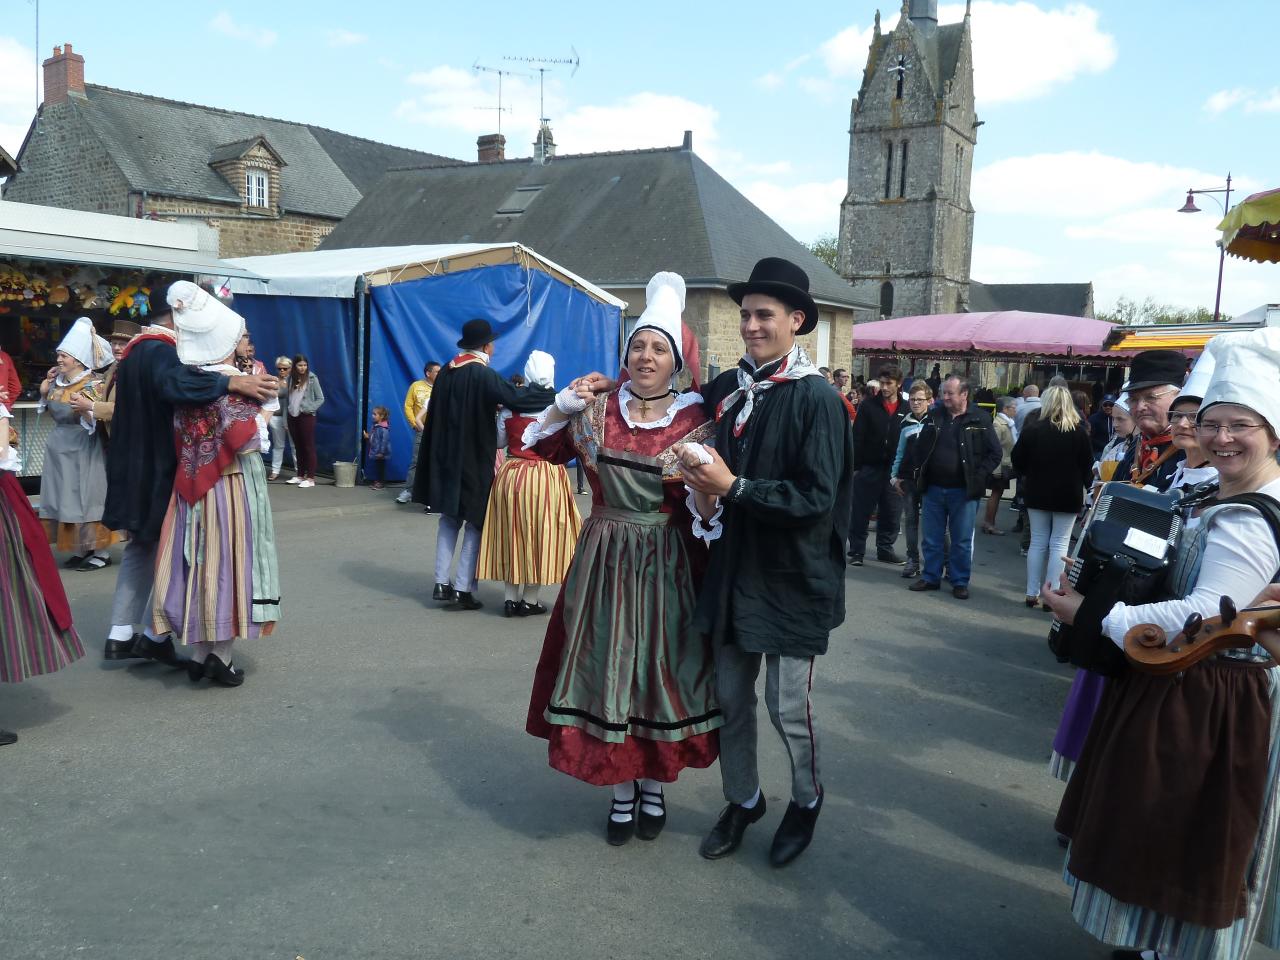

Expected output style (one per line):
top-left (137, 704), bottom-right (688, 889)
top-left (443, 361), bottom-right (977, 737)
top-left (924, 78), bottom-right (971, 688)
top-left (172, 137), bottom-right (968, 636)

top-left (525, 272), bottom-right (722, 845)
top-left (38, 316), bottom-right (118, 571)
top-left (476, 351), bottom-right (578, 617)
top-left (0, 403), bottom-right (85, 744)
top-left (152, 282), bottom-right (281, 687)
top-left (1042, 328), bottom-right (1280, 960)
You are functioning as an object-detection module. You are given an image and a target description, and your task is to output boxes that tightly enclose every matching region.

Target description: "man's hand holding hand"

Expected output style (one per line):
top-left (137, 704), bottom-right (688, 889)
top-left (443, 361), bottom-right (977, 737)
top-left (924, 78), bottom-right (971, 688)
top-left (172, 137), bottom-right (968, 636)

top-left (680, 445), bottom-right (736, 498)
top-left (229, 373), bottom-right (278, 404)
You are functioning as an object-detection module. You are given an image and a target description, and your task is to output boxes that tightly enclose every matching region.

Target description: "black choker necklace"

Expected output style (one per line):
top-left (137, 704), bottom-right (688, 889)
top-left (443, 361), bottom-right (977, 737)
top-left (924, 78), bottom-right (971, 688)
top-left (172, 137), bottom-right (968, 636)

top-left (631, 388), bottom-right (675, 416)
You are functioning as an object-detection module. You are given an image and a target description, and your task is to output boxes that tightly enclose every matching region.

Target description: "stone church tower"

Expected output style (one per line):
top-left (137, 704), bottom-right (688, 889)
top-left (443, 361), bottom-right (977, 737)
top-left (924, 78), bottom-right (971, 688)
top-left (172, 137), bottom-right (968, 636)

top-left (838, 0), bottom-right (979, 318)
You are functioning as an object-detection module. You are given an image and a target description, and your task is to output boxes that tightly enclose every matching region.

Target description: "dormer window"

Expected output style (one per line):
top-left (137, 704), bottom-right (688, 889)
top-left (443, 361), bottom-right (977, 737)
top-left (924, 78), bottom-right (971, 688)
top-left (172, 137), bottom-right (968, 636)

top-left (246, 168), bottom-right (269, 208)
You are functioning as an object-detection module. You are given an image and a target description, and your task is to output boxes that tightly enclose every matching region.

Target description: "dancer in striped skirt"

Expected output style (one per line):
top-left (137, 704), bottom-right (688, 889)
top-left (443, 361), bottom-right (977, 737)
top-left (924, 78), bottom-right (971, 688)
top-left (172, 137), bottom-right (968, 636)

top-left (0, 403), bottom-right (85, 744)
top-left (477, 351), bottom-right (580, 618)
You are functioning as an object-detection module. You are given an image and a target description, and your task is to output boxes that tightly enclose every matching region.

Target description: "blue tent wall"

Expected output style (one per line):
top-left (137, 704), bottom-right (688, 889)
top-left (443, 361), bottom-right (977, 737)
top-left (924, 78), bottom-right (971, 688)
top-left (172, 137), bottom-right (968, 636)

top-left (367, 264), bottom-right (620, 481)
top-left (234, 293), bottom-right (359, 473)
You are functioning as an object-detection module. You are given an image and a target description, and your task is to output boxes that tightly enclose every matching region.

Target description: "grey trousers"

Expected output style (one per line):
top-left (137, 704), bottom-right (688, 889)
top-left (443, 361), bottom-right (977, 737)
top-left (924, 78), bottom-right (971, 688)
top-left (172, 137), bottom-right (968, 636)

top-left (268, 416), bottom-right (293, 474)
top-left (435, 514), bottom-right (481, 593)
top-left (714, 643), bottom-right (822, 806)
top-left (404, 430), bottom-right (422, 488)
top-left (109, 538), bottom-right (158, 630)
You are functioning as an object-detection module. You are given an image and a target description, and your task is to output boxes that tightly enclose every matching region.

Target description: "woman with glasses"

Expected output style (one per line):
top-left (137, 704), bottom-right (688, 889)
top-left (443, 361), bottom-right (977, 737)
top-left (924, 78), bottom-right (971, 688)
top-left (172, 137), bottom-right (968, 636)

top-left (1043, 329), bottom-right (1280, 960)
top-left (890, 381), bottom-right (934, 580)
top-left (267, 356), bottom-right (294, 481)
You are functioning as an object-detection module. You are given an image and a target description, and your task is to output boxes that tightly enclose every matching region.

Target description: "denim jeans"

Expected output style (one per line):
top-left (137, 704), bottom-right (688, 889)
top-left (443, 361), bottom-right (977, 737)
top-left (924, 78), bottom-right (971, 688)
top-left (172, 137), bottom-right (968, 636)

top-left (921, 485), bottom-right (978, 587)
top-left (1026, 509), bottom-right (1076, 597)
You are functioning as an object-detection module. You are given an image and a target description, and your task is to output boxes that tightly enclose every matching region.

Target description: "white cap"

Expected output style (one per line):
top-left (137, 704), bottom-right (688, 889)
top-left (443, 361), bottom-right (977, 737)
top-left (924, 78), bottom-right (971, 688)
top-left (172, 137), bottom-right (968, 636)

top-left (626, 271), bottom-right (685, 373)
top-left (523, 350), bottom-right (555, 388)
top-left (1198, 327), bottom-right (1280, 434)
top-left (56, 316), bottom-right (113, 372)
top-left (1175, 341), bottom-right (1219, 404)
top-left (168, 281), bottom-right (246, 366)
top-left (1112, 393), bottom-right (1130, 414)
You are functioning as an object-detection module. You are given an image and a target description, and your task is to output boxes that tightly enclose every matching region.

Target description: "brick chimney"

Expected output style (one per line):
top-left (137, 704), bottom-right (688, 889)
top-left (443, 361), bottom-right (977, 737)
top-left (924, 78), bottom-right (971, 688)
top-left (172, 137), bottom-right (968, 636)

top-left (43, 43), bottom-right (86, 106)
top-left (477, 133), bottom-right (506, 163)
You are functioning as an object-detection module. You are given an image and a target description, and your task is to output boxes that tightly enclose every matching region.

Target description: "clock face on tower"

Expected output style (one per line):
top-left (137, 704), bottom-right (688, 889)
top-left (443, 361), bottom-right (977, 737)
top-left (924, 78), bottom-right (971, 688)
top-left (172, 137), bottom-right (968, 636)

top-left (888, 54), bottom-right (911, 98)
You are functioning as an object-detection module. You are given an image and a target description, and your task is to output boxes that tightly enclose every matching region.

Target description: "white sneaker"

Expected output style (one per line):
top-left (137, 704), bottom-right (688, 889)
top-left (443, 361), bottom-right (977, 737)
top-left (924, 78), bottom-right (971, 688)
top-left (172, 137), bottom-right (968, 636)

top-left (286, 476), bottom-right (303, 485)
top-left (395, 491), bottom-right (411, 504)
top-left (299, 479), bottom-right (315, 488)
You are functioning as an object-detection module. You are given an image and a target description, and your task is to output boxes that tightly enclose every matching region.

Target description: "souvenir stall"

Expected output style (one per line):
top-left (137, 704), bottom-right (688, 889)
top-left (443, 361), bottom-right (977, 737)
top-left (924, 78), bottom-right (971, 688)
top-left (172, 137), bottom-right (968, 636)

top-left (0, 200), bottom-right (258, 479)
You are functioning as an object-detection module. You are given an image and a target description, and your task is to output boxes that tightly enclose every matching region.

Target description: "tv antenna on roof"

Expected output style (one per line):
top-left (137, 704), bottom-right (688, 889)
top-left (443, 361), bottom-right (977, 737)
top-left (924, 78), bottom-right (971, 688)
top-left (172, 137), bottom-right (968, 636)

top-left (502, 47), bottom-right (579, 124)
top-left (472, 62), bottom-right (532, 136)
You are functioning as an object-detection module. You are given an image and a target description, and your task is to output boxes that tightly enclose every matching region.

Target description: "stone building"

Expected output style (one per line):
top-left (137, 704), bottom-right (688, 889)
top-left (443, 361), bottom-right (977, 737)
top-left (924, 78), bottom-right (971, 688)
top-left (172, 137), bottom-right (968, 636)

top-left (2, 44), bottom-right (452, 258)
top-left (320, 131), bottom-right (874, 382)
top-left (838, 1), bottom-right (1094, 321)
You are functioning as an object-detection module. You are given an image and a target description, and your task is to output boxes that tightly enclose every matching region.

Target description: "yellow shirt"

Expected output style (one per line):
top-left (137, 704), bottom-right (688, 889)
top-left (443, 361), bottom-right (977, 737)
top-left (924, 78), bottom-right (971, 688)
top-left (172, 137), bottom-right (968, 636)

top-left (403, 379), bottom-right (433, 427)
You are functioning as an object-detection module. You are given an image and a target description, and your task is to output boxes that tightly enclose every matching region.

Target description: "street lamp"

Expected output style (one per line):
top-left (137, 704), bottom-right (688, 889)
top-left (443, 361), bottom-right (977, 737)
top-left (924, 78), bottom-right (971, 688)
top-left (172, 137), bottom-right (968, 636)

top-left (1176, 172), bottom-right (1232, 323)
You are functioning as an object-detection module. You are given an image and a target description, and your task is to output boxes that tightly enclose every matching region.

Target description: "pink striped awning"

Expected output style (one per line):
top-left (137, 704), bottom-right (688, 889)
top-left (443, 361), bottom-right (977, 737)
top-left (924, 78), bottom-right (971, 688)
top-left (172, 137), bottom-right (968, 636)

top-left (852, 311), bottom-right (1119, 357)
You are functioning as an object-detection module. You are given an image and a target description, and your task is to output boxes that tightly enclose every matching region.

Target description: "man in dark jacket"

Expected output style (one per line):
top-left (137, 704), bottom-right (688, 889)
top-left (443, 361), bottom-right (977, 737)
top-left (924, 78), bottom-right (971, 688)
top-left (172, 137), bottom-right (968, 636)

top-left (1088, 393), bottom-right (1116, 457)
top-left (681, 257), bottom-right (853, 869)
top-left (102, 284), bottom-right (277, 663)
top-left (847, 363), bottom-right (907, 565)
top-left (901, 374), bottom-right (1002, 599)
top-left (1111, 350), bottom-right (1187, 492)
top-left (413, 319), bottom-right (545, 610)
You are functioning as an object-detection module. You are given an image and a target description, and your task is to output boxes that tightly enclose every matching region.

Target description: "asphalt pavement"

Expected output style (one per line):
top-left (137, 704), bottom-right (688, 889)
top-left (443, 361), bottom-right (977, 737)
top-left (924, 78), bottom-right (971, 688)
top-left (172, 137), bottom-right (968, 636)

top-left (3, 481), bottom-right (1273, 960)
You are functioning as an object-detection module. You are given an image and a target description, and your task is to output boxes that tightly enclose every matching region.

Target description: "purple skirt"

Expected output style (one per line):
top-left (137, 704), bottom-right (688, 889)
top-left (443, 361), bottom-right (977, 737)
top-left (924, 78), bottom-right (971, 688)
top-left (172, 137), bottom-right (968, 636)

top-left (1052, 669), bottom-right (1108, 769)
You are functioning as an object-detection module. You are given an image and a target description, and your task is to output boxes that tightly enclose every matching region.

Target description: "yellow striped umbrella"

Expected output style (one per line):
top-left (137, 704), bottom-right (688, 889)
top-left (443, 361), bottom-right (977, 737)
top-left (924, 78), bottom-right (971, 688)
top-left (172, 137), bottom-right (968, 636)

top-left (1218, 187), bottom-right (1280, 263)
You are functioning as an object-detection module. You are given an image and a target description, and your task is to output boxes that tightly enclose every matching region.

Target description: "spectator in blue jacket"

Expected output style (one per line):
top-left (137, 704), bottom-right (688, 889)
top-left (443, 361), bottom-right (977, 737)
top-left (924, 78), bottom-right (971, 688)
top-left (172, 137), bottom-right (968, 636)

top-left (364, 405), bottom-right (392, 490)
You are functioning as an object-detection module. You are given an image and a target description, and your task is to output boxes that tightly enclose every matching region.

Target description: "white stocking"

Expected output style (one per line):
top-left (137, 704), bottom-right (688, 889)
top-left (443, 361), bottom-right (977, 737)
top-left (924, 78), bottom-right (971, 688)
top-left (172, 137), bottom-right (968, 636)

top-left (504, 582), bottom-right (520, 603)
top-left (610, 781), bottom-right (637, 823)
top-left (522, 584), bottom-right (541, 605)
top-left (639, 778), bottom-right (664, 817)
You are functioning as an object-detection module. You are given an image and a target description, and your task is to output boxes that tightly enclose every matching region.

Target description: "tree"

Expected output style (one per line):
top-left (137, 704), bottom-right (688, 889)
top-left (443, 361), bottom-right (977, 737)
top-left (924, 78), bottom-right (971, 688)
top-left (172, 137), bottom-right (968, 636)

top-left (807, 234), bottom-right (839, 271)
top-left (1097, 295), bottom-right (1225, 326)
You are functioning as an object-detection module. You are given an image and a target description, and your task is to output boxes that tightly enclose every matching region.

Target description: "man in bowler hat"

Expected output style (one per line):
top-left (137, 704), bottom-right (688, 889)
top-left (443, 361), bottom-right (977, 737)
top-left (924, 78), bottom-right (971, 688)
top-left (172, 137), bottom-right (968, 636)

top-left (413, 318), bottom-right (545, 609)
top-left (1112, 349), bottom-right (1188, 491)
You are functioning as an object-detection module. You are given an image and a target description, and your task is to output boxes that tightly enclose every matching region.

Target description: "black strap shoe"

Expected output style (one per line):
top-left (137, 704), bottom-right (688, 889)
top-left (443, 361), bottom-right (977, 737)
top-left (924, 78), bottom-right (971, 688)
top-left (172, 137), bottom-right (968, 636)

top-left (699, 796), bottom-right (767, 859)
top-left (133, 635), bottom-right (188, 668)
top-left (0, 730), bottom-right (16, 746)
top-left (606, 781), bottom-right (639, 846)
top-left (432, 583), bottom-right (456, 603)
top-left (518, 600), bottom-right (548, 616)
top-left (203, 656), bottom-right (245, 687)
top-left (769, 790), bottom-right (823, 868)
top-left (637, 786), bottom-right (667, 841)
top-left (503, 600), bottom-right (523, 618)
top-left (454, 592), bottom-right (483, 611)
top-left (103, 634), bottom-right (146, 661)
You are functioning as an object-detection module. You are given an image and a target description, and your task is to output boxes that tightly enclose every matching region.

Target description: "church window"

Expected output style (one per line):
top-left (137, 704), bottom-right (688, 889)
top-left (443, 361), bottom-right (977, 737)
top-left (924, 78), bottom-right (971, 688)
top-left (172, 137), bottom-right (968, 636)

top-left (880, 281), bottom-right (895, 317)
top-left (899, 140), bottom-right (909, 198)
top-left (883, 141), bottom-right (894, 199)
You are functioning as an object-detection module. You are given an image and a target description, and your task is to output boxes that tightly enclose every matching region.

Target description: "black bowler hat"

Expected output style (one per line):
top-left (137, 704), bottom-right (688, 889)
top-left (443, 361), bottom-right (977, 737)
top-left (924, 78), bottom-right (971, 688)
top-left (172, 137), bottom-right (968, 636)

top-left (1121, 349), bottom-right (1188, 392)
top-left (727, 257), bottom-right (820, 335)
top-left (457, 318), bottom-right (497, 350)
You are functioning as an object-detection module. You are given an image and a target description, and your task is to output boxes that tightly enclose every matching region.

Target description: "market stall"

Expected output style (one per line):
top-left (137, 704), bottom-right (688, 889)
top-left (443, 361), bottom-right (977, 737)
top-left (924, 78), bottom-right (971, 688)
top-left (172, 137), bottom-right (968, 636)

top-left (0, 200), bottom-right (259, 478)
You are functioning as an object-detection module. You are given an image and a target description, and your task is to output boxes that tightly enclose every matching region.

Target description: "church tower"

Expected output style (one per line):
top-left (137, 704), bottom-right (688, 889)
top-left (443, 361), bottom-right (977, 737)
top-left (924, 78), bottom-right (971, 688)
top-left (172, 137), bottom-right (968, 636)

top-left (838, 0), bottom-right (978, 318)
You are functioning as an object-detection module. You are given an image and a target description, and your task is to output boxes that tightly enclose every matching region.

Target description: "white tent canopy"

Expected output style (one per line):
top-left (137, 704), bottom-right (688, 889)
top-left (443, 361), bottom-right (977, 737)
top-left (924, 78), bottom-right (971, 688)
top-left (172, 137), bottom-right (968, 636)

top-left (226, 243), bottom-right (626, 307)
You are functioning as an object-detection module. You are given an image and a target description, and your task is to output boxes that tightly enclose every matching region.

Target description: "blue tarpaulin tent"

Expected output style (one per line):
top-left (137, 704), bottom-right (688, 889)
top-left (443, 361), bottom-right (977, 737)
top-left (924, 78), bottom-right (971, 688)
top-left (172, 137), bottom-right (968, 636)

top-left (227, 244), bottom-right (625, 480)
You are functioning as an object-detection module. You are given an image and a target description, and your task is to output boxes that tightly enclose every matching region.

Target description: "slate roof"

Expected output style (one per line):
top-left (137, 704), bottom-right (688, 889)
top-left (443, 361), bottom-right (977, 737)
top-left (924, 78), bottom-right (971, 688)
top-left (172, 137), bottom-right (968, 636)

top-left (0, 144), bottom-right (17, 178)
top-left (68, 85), bottom-right (454, 219)
top-left (968, 281), bottom-right (1095, 318)
top-left (207, 136), bottom-right (283, 166)
top-left (319, 146), bottom-right (870, 309)
top-left (860, 21), bottom-right (966, 101)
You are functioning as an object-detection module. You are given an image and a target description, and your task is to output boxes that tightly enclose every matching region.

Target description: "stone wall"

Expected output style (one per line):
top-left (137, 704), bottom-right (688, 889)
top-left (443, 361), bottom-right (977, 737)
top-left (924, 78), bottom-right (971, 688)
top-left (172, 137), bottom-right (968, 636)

top-left (2, 99), bottom-right (131, 214)
top-left (144, 196), bottom-right (336, 258)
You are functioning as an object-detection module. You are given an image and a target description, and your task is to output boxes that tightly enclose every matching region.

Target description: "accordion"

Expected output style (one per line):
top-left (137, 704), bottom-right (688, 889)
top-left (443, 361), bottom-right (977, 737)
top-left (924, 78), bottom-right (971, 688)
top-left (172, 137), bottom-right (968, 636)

top-left (1047, 482), bottom-right (1186, 676)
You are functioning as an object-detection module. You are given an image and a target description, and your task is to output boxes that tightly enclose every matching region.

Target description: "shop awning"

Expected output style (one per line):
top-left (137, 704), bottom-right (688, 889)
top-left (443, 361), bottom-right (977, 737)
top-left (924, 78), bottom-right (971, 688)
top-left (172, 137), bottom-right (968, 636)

top-left (0, 200), bottom-right (261, 279)
top-left (1218, 188), bottom-right (1280, 264)
top-left (852, 310), bottom-right (1123, 358)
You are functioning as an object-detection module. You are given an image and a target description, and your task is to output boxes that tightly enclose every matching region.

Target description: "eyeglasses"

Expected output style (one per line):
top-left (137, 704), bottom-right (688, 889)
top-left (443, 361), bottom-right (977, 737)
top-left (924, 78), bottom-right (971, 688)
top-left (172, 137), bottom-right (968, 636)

top-left (277, 366), bottom-right (291, 371)
top-left (1128, 387), bottom-right (1177, 407)
top-left (1167, 411), bottom-right (1197, 424)
top-left (1195, 421), bottom-right (1268, 439)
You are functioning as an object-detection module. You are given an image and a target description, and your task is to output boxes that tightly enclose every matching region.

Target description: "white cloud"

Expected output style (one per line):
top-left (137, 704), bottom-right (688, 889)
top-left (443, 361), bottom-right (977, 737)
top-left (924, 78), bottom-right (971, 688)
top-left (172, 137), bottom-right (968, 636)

top-left (971, 243), bottom-right (1047, 282)
top-left (0, 36), bottom-right (36, 156)
top-left (740, 178), bottom-right (846, 238)
top-left (210, 11), bottom-right (277, 48)
top-left (396, 65), bottom-right (549, 139)
top-left (819, 23), bottom-right (875, 79)
top-left (1203, 86), bottom-right (1280, 114)
top-left (326, 29), bottom-right (367, 47)
top-left (556, 93), bottom-right (719, 158)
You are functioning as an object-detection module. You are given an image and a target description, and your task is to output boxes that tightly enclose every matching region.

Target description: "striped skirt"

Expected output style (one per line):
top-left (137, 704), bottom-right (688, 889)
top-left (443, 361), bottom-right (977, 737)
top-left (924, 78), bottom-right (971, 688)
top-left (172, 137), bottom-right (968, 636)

top-left (153, 455), bottom-right (281, 645)
top-left (477, 458), bottom-right (581, 586)
top-left (1, 495), bottom-right (84, 682)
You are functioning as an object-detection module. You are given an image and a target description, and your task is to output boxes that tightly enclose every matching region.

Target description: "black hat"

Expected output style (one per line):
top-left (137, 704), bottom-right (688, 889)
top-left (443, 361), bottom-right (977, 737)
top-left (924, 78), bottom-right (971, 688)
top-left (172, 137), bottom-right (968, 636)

top-left (457, 319), bottom-right (496, 350)
top-left (1121, 349), bottom-right (1188, 392)
top-left (727, 257), bottom-right (820, 335)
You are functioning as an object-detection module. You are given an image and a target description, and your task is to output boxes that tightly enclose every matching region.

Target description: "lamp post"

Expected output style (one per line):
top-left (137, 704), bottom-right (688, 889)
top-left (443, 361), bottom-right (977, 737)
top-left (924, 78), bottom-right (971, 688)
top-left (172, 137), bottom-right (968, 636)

top-left (1176, 172), bottom-right (1232, 323)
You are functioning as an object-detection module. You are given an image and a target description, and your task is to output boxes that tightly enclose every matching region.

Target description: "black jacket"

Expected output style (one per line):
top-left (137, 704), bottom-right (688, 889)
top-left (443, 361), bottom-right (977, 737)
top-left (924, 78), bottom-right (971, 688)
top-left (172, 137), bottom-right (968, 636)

top-left (851, 391), bottom-right (906, 470)
top-left (901, 405), bottom-right (1002, 500)
top-left (696, 370), bottom-right (853, 657)
top-left (102, 337), bottom-right (230, 541)
top-left (1010, 419), bottom-right (1095, 513)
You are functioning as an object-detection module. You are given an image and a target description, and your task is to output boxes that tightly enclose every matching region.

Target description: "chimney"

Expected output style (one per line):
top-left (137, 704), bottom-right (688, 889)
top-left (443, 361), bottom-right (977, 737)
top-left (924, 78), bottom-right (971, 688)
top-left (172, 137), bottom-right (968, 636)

top-left (43, 43), bottom-right (86, 106)
top-left (681, 130), bottom-right (693, 151)
top-left (532, 120), bottom-right (556, 166)
top-left (477, 133), bottom-right (506, 163)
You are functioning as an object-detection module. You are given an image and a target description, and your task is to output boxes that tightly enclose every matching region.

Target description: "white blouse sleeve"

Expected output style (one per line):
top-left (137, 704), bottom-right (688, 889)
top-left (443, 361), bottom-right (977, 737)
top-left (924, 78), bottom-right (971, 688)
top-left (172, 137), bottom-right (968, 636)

top-left (521, 404), bottom-right (571, 449)
top-left (685, 487), bottom-right (724, 543)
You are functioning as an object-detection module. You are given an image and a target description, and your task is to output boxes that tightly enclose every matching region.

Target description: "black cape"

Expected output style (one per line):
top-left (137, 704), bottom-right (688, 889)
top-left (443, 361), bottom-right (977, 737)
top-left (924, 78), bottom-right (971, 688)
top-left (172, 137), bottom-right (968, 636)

top-left (411, 359), bottom-right (552, 527)
top-left (102, 337), bottom-right (229, 541)
top-left (695, 370), bottom-right (854, 657)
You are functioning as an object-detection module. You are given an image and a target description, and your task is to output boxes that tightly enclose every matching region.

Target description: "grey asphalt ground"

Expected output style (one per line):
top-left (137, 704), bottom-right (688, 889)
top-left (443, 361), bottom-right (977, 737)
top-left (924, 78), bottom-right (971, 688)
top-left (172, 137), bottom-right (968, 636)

top-left (3, 482), bottom-right (1275, 960)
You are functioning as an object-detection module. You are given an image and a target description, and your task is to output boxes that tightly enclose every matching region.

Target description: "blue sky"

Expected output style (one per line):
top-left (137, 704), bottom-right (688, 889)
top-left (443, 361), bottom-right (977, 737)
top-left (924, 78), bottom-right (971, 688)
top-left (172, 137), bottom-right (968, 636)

top-left (2, 0), bottom-right (1277, 315)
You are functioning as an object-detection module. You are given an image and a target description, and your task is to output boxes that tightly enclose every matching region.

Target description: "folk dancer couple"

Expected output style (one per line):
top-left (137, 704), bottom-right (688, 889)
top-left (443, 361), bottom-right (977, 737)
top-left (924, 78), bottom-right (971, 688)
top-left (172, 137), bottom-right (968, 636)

top-left (524, 258), bottom-right (853, 867)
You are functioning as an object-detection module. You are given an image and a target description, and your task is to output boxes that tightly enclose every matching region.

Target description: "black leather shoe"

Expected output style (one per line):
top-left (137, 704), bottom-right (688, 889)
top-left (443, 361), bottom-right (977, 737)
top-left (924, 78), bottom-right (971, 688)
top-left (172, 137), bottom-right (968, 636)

top-left (769, 790), bottom-right (823, 868)
top-left (606, 781), bottom-right (639, 846)
top-left (876, 550), bottom-right (905, 565)
top-left (637, 786), bottom-right (667, 841)
top-left (518, 600), bottom-right (548, 616)
top-left (952, 585), bottom-right (970, 600)
top-left (432, 583), bottom-right (456, 603)
top-left (133, 635), bottom-right (187, 668)
top-left (847, 555), bottom-right (864, 567)
top-left (908, 579), bottom-right (940, 592)
top-left (186, 658), bottom-right (206, 683)
top-left (454, 592), bottom-right (483, 611)
top-left (699, 796), bottom-right (767, 860)
top-left (0, 730), bottom-right (16, 746)
top-left (503, 600), bottom-right (524, 618)
top-left (103, 635), bottom-right (145, 660)
top-left (203, 656), bottom-right (245, 687)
